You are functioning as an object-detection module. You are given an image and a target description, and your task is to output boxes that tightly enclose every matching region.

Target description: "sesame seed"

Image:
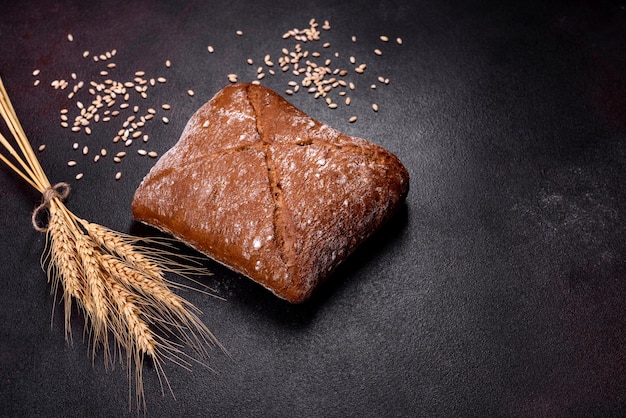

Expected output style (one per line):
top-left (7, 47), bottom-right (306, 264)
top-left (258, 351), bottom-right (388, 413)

top-left (236, 30), bottom-right (243, 36)
top-left (187, 89), bottom-right (195, 97)
top-left (380, 35), bottom-right (389, 42)
top-left (72, 142), bottom-right (79, 150)
top-left (83, 146), bottom-right (88, 155)
top-left (94, 155), bottom-right (100, 163)
top-left (32, 69), bottom-right (40, 76)
top-left (101, 149), bottom-right (107, 156)
top-left (137, 149), bottom-right (147, 156)
top-left (162, 117), bottom-right (169, 124)
top-left (75, 173), bottom-right (83, 180)
top-left (148, 151), bottom-right (158, 158)
top-left (116, 151), bottom-right (126, 158)
top-left (83, 50), bottom-right (89, 58)
top-left (67, 160), bottom-right (77, 167)
top-left (157, 77), bottom-right (167, 83)
top-left (113, 157), bottom-right (121, 163)
top-left (67, 34), bottom-right (73, 42)
top-left (208, 45), bottom-right (214, 53)
top-left (352, 35), bottom-right (357, 42)
top-left (38, 144), bottom-right (46, 152)
top-left (345, 97), bottom-right (351, 106)
top-left (372, 103), bottom-right (379, 112)
top-left (396, 37), bottom-right (403, 45)
top-left (143, 134), bottom-right (149, 142)
top-left (247, 58), bottom-right (254, 65)
top-left (349, 116), bottom-right (357, 123)
top-left (115, 172), bottom-right (122, 180)
top-left (165, 60), bottom-right (171, 68)
top-left (34, 80), bottom-right (40, 86)
top-left (125, 139), bottom-right (133, 147)
top-left (374, 49), bottom-right (382, 56)
top-left (162, 104), bottom-right (171, 110)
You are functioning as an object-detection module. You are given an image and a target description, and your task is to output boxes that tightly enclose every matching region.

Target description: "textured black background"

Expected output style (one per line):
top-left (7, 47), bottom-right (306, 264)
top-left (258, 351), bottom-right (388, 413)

top-left (1, 0), bottom-right (626, 416)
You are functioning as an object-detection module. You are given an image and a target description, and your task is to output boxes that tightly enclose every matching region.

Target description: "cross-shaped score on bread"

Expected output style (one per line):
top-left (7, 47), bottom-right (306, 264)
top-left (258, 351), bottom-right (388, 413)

top-left (132, 83), bottom-right (409, 303)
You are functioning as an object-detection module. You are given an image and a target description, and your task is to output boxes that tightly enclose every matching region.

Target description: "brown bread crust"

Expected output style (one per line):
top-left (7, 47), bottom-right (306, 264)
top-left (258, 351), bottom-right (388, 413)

top-left (132, 83), bottom-right (409, 303)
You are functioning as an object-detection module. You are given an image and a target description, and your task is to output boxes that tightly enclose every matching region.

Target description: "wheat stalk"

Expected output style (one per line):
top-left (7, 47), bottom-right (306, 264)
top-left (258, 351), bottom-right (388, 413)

top-left (0, 75), bottom-right (224, 413)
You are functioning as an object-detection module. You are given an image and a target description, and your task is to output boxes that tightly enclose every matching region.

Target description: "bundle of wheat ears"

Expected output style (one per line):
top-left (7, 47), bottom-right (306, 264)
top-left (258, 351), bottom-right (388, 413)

top-left (0, 76), bottom-right (224, 412)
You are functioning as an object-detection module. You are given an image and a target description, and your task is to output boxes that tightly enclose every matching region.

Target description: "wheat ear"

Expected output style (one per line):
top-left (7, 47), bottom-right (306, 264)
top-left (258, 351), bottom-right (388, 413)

top-left (0, 75), bottom-right (225, 414)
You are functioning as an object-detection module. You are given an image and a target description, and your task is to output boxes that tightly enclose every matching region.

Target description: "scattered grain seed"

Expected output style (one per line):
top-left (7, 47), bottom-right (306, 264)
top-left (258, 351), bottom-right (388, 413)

top-left (162, 116), bottom-right (169, 124)
top-left (236, 30), bottom-right (243, 36)
top-left (351, 35), bottom-right (357, 42)
top-left (345, 97), bottom-right (351, 105)
top-left (71, 126), bottom-right (81, 132)
top-left (72, 142), bottom-right (79, 150)
top-left (187, 89), bottom-right (194, 96)
top-left (115, 172), bottom-right (122, 180)
top-left (116, 151), bottom-right (126, 158)
top-left (349, 116), bottom-right (357, 123)
top-left (374, 48), bottom-right (383, 56)
top-left (247, 58), bottom-right (253, 65)
top-left (137, 149), bottom-right (147, 156)
top-left (380, 35), bottom-right (389, 42)
top-left (75, 173), bottom-right (83, 180)
top-left (125, 139), bottom-right (133, 147)
top-left (113, 157), bottom-right (121, 163)
top-left (132, 130), bottom-right (142, 138)
top-left (67, 33), bottom-right (73, 42)
top-left (162, 104), bottom-right (171, 110)
top-left (67, 160), bottom-right (77, 167)
top-left (396, 37), bottom-right (403, 45)
top-left (372, 103), bottom-right (379, 112)
top-left (82, 50), bottom-right (89, 58)
top-left (85, 126), bottom-right (92, 135)
top-left (165, 59), bottom-right (171, 68)
top-left (148, 151), bottom-right (158, 158)
top-left (157, 77), bottom-right (166, 83)
top-left (143, 134), bottom-right (149, 142)
top-left (208, 45), bottom-right (214, 53)
top-left (33, 80), bottom-right (40, 86)
top-left (38, 144), bottom-right (45, 152)
top-left (82, 146), bottom-right (88, 155)
top-left (94, 155), bottom-right (100, 163)
top-left (101, 149), bottom-right (107, 156)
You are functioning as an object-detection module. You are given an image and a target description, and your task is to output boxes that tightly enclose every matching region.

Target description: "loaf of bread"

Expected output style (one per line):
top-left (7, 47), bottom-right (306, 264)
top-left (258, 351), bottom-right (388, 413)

top-left (132, 83), bottom-right (409, 303)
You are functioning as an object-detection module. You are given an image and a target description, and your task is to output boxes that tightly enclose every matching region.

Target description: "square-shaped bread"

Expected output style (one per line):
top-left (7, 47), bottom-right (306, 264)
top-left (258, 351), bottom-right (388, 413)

top-left (132, 83), bottom-right (409, 303)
